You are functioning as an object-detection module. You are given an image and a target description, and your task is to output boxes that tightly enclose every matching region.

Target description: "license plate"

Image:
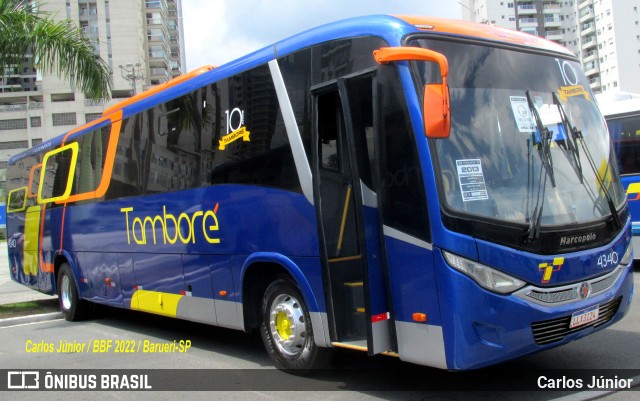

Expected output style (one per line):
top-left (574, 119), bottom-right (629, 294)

top-left (569, 305), bottom-right (599, 328)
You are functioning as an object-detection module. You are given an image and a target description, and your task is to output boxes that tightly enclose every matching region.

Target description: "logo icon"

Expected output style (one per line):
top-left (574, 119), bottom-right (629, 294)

top-left (559, 232), bottom-right (597, 247)
top-left (7, 371), bottom-right (40, 389)
top-left (538, 257), bottom-right (564, 284)
top-left (626, 182), bottom-right (640, 201)
top-left (219, 107), bottom-right (250, 150)
top-left (578, 282), bottom-right (591, 299)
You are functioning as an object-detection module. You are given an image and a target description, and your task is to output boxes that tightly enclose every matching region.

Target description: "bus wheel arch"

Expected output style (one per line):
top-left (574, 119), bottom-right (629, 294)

top-left (54, 257), bottom-right (92, 321)
top-left (259, 278), bottom-right (331, 371)
top-left (241, 258), bottom-right (331, 371)
top-left (241, 256), bottom-right (321, 331)
top-left (242, 261), bottom-right (289, 332)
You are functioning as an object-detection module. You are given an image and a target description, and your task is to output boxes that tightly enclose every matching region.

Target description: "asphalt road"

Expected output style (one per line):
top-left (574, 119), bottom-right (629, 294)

top-left (0, 239), bottom-right (640, 400)
top-left (1, 244), bottom-right (639, 400)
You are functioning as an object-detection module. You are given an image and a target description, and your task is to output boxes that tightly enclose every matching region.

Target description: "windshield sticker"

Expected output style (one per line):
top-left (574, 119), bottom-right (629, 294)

top-left (555, 58), bottom-right (579, 86)
top-left (538, 103), bottom-right (568, 141)
top-left (510, 96), bottom-right (535, 133)
top-left (557, 85), bottom-right (591, 102)
top-left (456, 159), bottom-right (489, 202)
top-left (538, 104), bottom-right (562, 126)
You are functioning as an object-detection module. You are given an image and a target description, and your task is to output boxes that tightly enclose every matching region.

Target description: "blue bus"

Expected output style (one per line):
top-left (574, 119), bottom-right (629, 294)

top-left (5, 15), bottom-right (634, 371)
top-left (599, 92), bottom-right (640, 263)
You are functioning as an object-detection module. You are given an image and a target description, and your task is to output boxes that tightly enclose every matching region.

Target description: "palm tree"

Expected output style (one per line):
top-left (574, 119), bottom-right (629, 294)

top-left (0, 0), bottom-right (111, 100)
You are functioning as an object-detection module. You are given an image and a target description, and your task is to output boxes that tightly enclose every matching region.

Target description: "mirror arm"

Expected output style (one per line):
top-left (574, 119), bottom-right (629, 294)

top-left (373, 47), bottom-right (449, 80)
top-left (373, 47), bottom-right (451, 139)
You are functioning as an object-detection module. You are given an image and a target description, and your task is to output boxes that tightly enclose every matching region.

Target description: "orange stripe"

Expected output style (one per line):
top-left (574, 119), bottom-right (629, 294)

top-left (101, 65), bottom-right (215, 116)
top-left (59, 204), bottom-right (67, 252)
top-left (27, 163), bottom-right (42, 198)
top-left (37, 204), bottom-right (54, 273)
top-left (395, 15), bottom-right (572, 56)
top-left (61, 112), bottom-right (116, 145)
top-left (58, 110), bottom-right (123, 204)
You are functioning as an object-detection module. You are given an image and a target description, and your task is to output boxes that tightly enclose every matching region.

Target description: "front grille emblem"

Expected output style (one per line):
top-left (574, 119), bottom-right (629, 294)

top-left (578, 282), bottom-right (591, 299)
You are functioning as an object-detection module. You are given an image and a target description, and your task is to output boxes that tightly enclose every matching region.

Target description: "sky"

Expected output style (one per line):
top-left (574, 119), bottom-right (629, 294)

top-left (181, 0), bottom-right (463, 71)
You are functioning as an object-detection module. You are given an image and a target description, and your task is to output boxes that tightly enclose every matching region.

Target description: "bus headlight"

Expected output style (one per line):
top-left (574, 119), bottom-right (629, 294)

top-left (443, 251), bottom-right (526, 294)
top-left (620, 244), bottom-right (633, 266)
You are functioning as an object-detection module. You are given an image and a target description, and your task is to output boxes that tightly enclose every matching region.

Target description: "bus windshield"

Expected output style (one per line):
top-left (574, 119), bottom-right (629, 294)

top-left (409, 37), bottom-right (626, 227)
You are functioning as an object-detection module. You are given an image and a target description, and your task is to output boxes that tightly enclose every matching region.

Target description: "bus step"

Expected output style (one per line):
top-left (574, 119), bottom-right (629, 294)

top-left (332, 340), bottom-right (368, 352)
top-left (344, 281), bottom-right (364, 311)
top-left (336, 281), bottom-right (366, 340)
top-left (347, 310), bottom-right (366, 339)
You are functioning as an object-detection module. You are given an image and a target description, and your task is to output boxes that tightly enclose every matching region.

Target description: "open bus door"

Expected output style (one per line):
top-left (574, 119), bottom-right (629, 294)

top-left (312, 72), bottom-right (394, 355)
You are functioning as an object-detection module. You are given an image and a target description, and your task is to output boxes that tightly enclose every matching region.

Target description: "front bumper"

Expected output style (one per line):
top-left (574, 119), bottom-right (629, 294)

top-left (434, 256), bottom-right (634, 370)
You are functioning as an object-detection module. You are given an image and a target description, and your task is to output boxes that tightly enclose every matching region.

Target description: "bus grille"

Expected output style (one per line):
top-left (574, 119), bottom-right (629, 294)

top-left (531, 297), bottom-right (622, 345)
top-left (526, 287), bottom-right (577, 304)
top-left (519, 267), bottom-right (623, 306)
top-left (591, 270), bottom-right (622, 293)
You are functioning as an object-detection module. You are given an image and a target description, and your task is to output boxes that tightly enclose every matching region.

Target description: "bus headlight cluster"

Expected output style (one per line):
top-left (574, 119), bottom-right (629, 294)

top-left (620, 244), bottom-right (633, 266)
top-left (443, 251), bottom-right (526, 294)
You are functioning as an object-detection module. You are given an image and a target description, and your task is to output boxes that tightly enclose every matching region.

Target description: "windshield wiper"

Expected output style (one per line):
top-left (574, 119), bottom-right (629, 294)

top-left (552, 94), bottom-right (621, 229)
top-left (524, 91), bottom-right (555, 243)
top-left (525, 91), bottom-right (556, 188)
top-left (525, 130), bottom-right (549, 243)
top-left (552, 92), bottom-right (583, 184)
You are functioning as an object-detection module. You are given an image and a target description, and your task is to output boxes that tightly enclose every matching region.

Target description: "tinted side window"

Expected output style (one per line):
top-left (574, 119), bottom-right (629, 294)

top-left (6, 154), bottom-right (41, 210)
top-left (206, 64), bottom-right (300, 192)
top-left (107, 116), bottom-right (142, 199)
top-left (317, 90), bottom-right (342, 171)
top-left (609, 114), bottom-right (640, 175)
top-left (70, 125), bottom-right (111, 202)
top-left (279, 49), bottom-right (312, 161)
top-left (311, 37), bottom-right (385, 85)
top-left (379, 66), bottom-right (430, 242)
top-left (7, 186), bottom-right (27, 212)
top-left (107, 63), bottom-right (301, 201)
top-left (39, 144), bottom-right (77, 206)
top-left (346, 76), bottom-right (375, 189)
top-left (151, 89), bottom-right (206, 193)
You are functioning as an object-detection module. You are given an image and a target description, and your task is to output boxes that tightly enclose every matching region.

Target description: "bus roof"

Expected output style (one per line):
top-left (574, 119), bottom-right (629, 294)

top-left (596, 91), bottom-right (640, 117)
top-left (9, 14), bottom-right (576, 164)
top-left (396, 15), bottom-right (574, 57)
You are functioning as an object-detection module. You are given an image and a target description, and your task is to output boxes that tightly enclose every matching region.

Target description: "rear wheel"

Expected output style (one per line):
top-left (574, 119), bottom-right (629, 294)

top-left (57, 263), bottom-right (91, 321)
top-left (260, 279), bottom-right (330, 372)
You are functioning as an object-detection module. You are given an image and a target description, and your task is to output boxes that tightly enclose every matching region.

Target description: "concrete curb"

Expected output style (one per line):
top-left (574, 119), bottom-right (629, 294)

top-left (0, 311), bottom-right (63, 328)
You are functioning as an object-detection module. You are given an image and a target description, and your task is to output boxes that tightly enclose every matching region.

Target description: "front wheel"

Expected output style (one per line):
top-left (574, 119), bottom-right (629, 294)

top-left (57, 263), bottom-right (92, 321)
top-left (260, 279), bottom-right (330, 372)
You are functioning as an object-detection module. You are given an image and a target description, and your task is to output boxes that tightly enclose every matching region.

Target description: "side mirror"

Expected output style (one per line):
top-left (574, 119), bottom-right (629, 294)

top-left (424, 81), bottom-right (450, 139)
top-left (373, 47), bottom-right (451, 138)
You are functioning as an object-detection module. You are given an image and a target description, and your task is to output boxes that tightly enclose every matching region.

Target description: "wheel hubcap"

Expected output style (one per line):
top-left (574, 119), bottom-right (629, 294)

top-left (269, 293), bottom-right (306, 356)
top-left (60, 274), bottom-right (72, 311)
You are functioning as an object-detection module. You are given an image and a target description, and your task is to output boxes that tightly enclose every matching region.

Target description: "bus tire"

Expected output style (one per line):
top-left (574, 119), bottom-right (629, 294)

top-left (260, 278), bottom-right (330, 373)
top-left (57, 263), bottom-right (91, 321)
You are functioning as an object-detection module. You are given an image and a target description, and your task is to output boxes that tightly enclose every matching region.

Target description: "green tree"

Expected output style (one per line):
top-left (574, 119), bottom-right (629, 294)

top-left (0, 0), bottom-right (111, 100)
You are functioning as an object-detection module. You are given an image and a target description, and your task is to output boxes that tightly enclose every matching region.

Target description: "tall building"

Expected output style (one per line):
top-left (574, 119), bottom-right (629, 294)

top-left (573, 0), bottom-right (640, 94)
top-left (461, 0), bottom-right (640, 95)
top-left (0, 0), bottom-right (186, 198)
